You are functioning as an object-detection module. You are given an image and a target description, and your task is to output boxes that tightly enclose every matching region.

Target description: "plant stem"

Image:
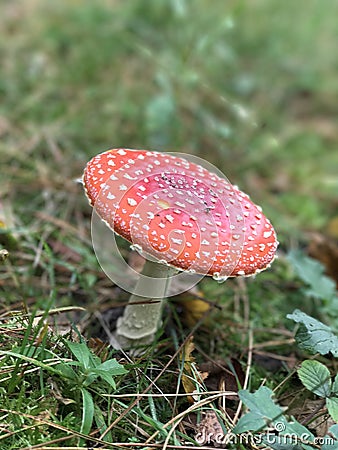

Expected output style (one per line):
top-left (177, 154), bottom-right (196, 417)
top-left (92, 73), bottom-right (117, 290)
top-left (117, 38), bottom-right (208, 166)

top-left (115, 259), bottom-right (175, 348)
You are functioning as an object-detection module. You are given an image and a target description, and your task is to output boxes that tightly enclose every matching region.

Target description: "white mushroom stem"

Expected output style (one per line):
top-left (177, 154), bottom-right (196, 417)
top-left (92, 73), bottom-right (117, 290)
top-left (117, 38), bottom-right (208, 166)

top-left (115, 259), bottom-right (176, 348)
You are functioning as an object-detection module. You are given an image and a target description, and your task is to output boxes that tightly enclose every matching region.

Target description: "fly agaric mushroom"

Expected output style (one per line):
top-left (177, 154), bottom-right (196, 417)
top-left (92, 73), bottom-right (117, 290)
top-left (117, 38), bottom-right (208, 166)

top-left (83, 148), bottom-right (278, 347)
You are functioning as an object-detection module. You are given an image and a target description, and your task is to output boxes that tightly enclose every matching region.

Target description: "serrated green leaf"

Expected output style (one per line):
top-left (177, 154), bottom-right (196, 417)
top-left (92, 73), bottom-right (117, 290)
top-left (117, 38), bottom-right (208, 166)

top-left (238, 386), bottom-right (283, 424)
top-left (297, 360), bottom-right (332, 397)
top-left (287, 309), bottom-right (338, 357)
top-left (288, 249), bottom-right (324, 284)
top-left (327, 397), bottom-right (338, 422)
top-left (234, 387), bottom-right (284, 434)
top-left (80, 388), bottom-right (94, 435)
top-left (233, 411), bottom-right (266, 432)
top-left (233, 386), bottom-right (315, 449)
top-left (287, 250), bottom-right (337, 301)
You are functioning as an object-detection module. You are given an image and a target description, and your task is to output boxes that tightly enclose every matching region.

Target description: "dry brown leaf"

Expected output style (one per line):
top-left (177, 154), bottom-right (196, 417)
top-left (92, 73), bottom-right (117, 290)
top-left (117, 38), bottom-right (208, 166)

top-left (182, 335), bottom-right (196, 364)
top-left (180, 336), bottom-right (208, 403)
top-left (195, 410), bottom-right (225, 447)
top-left (176, 293), bottom-right (211, 328)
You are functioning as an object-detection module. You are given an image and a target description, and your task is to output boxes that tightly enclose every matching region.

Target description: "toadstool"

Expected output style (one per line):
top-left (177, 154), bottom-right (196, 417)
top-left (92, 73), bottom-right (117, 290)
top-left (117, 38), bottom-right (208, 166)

top-left (83, 148), bottom-right (278, 348)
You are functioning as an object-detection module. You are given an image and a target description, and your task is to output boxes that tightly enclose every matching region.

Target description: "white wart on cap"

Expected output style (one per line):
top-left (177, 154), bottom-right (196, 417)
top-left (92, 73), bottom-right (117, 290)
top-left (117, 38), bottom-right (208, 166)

top-left (83, 148), bottom-right (278, 279)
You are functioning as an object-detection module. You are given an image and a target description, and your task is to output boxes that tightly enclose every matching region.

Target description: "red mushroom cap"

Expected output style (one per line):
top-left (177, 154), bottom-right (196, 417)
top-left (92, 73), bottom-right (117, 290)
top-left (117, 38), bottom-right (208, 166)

top-left (83, 148), bottom-right (278, 279)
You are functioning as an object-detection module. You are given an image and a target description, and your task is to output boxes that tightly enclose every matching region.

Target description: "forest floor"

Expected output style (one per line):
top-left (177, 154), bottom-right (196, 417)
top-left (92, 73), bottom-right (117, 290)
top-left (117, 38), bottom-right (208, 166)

top-left (0, 1), bottom-right (338, 448)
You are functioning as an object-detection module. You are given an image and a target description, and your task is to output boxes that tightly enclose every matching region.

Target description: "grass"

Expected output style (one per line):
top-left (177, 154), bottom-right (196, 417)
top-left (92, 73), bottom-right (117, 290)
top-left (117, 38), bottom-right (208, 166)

top-left (1, 0), bottom-right (338, 448)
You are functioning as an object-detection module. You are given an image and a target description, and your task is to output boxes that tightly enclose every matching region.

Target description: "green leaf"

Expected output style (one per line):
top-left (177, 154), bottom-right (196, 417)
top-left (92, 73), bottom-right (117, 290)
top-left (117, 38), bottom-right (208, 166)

top-left (83, 373), bottom-right (99, 387)
top-left (94, 406), bottom-right (113, 443)
top-left (91, 358), bottom-right (127, 389)
top-left (67, 341), bottom-right (90, 368)
top-left (287, 309), bottom-right (338, 357)
top-left (66, 340), bottom-right (100, 369)
top-left (327, 397), bottom-right (338, 422)
top-left (236, 387), bottom-right (283, 427)
top-left (287, 250), bottom-right (337, 302)
top-left (96, 358), bottom-right (128, 375)
top-left (55, 362), bottom-right (78, 381)
top-left (0, 349), bottom-right (73, 379)
top-left (234, 386), bottom-right (315, 449)
top-left (297, 360), bottom-right (332, 397)
top-left (80, 388), bottom-right (94, 435)
top-left (332, 374), bottom-right (338, 394)
top-left (233, 411), bottom-right (266, 431)
top-left (97, 371), bottom-right (116, 390)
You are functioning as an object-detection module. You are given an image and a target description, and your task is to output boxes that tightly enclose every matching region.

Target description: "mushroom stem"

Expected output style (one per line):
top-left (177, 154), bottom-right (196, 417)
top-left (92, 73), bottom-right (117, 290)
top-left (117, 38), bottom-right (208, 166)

top-left (115, 259), bottom-right (175, 348)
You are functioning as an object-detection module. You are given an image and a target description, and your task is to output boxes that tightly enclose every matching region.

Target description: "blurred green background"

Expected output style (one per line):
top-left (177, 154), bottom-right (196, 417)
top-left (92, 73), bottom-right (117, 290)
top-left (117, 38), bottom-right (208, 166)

top-left (1, 3), bottom-right (338, 445)
top-left (1, 0), bottom-right (337, 247)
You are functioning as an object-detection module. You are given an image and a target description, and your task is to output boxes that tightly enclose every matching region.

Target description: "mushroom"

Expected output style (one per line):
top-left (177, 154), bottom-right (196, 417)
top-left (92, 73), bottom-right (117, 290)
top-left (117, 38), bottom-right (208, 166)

top-left (83, 148), bottom-right (278, 347)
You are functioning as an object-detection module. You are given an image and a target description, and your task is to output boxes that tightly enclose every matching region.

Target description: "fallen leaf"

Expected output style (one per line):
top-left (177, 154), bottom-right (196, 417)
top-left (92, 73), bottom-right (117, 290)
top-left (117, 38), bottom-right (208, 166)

top-left (175, 292), bottom-right (211, 328)
top-left (180, 336), bottom-right (208, 403)
top-left (195, 410), bottom-right (225, 447)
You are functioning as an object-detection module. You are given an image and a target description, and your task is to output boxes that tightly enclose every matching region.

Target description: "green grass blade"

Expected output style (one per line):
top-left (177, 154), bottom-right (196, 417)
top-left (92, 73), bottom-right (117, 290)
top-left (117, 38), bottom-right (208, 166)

top-left (80, 387), bottom-right (94, 436)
